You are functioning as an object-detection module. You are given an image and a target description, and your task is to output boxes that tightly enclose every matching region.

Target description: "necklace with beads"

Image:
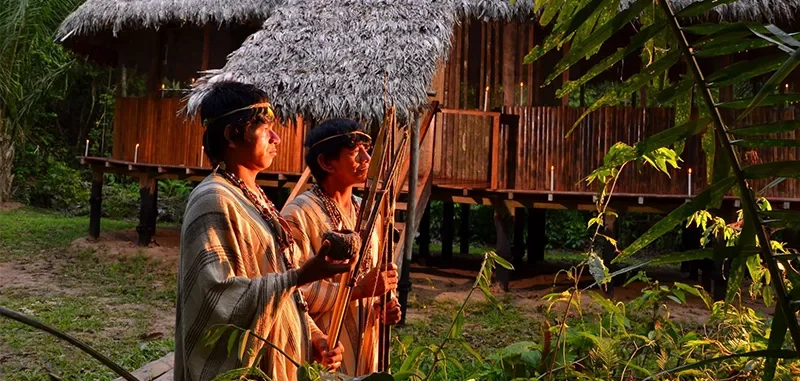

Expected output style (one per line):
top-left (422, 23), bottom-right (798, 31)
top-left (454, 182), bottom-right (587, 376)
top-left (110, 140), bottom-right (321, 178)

top-left (311, 184), bottom-right (372, 280)
top-left (219, 170), bottom-right (308, 312)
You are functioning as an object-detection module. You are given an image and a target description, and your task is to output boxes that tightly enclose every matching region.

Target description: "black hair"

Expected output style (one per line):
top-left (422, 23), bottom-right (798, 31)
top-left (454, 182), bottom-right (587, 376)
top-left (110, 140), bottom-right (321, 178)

top-left (304, 119), bottom-right (370, 183)
top-left (199, 81), bottom-right (270, 166)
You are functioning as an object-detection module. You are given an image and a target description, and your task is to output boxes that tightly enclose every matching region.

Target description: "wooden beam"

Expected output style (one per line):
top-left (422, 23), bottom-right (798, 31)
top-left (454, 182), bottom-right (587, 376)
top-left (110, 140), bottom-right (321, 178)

top-left (490, 114), bottom-right (501, 189)
top-left (89, 171), bottom-right (103, 240)
top-left (492, 198), bottom-right (514, 291)
top-left (419, 203), bottom-right (431, 259)
top-left (459, 203), bottom-right (470, 255)
top-left (527, 208), bottom-right (546, 268)
top-left (513, 208), bottom-right (526, 268)
top-left (441, 202), bottom-right (454, 260)
top-left (201, 24), bottom-right (212, 71)
top-left (137, 176), bottom-right (158, 246)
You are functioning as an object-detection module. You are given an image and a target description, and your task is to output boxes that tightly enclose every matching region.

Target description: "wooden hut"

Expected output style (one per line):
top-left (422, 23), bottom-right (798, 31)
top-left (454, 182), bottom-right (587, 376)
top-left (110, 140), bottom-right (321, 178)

top-left (59, 0), bottom-right (800, 271)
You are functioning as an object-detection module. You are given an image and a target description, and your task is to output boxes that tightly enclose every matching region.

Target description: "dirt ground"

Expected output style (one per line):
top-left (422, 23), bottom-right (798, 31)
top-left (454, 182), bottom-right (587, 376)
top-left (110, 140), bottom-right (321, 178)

top-left (0, 227), bottom-right (753, 328)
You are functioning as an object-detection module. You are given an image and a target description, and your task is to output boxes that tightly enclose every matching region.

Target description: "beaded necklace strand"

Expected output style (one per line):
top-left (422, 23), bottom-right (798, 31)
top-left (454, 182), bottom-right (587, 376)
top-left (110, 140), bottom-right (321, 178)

top-left (311, 184), bottom-right (372, 280)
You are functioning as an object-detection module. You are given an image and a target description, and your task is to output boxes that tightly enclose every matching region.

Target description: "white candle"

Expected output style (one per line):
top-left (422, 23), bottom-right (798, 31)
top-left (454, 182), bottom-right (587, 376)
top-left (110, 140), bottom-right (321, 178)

top-left (134, 143), bottom-right (140, 163)
top-left (85, 139), bottom-right (89, 156)
top-left (200, 145), bottom-right (204, 167)
top-left (483, 86), bottom-right (489, 111)
top-left (550, 165), bottom-right (554, 192)
top-left (688, 168), bottom-right (692, 196)
top-left (519, 82), bottom-right (524, 105)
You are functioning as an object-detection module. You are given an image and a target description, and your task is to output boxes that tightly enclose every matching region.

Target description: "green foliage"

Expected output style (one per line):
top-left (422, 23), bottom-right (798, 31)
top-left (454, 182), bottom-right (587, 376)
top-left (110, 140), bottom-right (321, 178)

top-left (544, 210), bottom-right (591, 250)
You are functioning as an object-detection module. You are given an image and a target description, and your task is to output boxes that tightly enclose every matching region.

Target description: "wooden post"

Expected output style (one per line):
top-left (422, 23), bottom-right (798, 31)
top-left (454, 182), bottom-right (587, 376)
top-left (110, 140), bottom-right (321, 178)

top-left (502, 22), bottom-right (518, 106)
top-left (680, 223), bottom-right (703, 281)
top-left (459, 203), bottom-right (470, 254)
top-left (419, 203), bottom-right (431, 260)
top-left (602, 211), bottom-right (618, 296)
top-left (441, 202), bottom-right (454, 260)
top-left (527, 208), bottom-right (546, 270)
top-left (136, 176), bottom-right (158, 246)
top-left (492, 199), bottom-right (514, 291)
top-left (398, 116), bottom-right (420, 326)
top-left (711, 208), bottom-right (735, 301)
top-left (513, 208), bottom-right (526, 268)
top-left (89, 171), bottom-right (103, 239)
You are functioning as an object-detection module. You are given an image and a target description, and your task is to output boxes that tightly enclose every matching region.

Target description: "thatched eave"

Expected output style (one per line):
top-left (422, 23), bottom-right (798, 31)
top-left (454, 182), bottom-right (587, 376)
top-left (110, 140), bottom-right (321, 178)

top-left (188, 0), bottom-right (456, 123)
top-left (56, 0), bottom-right (282, 40)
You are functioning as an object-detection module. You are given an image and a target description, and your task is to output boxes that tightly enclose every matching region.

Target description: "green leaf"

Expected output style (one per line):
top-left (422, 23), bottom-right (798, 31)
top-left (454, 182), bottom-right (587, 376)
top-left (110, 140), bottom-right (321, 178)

top-left (238, 330), bottom-right (250, 362)
top-left (730, 120), bottom-right (800, 137)
top-left (676, 0), bottom-right (744, 17)
top-left (694, 38), bottom-right (774, 57)
top-left (392, 370), bottom-right (423, 381)
top-left (683, 22), bottom-right (756, 36)
top-left (719, 94), bottom-right (800, 109)
top-left (614, 176), bottom-right (736, 264)
top-left (643, 350), bottom-right (799, 381)
top-left (544, 0), bottom-right (651, 86)
top-left (459, 340), bottom-right (484, 363)
top-left (450, 310), bottom-right (464, 338)
top-left (205, 325), bottom-right (229, 349)
top-left (764, 309), bottom-right (788, 381)
top-left (399, 347), bottom-right (429, 373)
top-left (748, 26), bottom-right (799, 54)
top-left (492, 254), bottom-right (514, 270)
top-left (765, 24), bottom-right (800, 48)
top-left (743, 161), bottom-right (800, 179)
top-left (227, 329), bottom-right (240, 355)
top-left (674, 282), bottom-right (713, 309)
top-left (636, 117), bottom-right (711, 155)
top-left (736, 45), bottom-right (800, 120)
top-left (555, 21), bottom-right (667, 98)
top-left (706, 55), bottom-right (787, 88)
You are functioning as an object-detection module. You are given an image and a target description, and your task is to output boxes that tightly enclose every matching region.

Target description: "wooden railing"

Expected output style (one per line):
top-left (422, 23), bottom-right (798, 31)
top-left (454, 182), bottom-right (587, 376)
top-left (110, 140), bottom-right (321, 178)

top-left (108, 97), bottom-right (800, 200)
top-left (439, 106), bottom-right (800, 199)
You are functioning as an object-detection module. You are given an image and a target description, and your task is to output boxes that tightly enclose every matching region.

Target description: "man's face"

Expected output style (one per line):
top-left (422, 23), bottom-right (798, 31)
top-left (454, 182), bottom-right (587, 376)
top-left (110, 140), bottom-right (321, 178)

top-left (328, 142), bottom-right (371, 186)
top-left (240, 120), bottom-right (281, 171)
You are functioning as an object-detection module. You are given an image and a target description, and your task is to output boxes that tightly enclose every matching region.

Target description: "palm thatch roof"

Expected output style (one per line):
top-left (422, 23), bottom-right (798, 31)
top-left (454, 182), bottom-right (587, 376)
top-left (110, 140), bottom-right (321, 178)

top-left (57, 0), bottom-right (282, 39)
top-left (188, 0), bottom-right (456, 122)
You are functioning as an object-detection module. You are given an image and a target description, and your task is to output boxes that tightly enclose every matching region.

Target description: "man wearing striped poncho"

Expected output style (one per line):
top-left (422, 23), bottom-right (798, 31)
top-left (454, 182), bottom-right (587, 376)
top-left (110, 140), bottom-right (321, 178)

top-left (176, 82), bottom-right (350, 381)
top-left (283, 119), bottom-right (403, 377)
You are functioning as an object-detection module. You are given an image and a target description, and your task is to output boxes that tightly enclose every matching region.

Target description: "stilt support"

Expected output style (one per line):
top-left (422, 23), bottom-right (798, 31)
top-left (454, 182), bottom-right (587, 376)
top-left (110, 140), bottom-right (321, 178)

top-left (459, 203), bottom-right (470, 255)
top-left (527, 208), bottom-right (546, 272)
top-left (492, 199), bottom-right (514, 291)
top-left (89, 171), bottom-right (103, 240)
top-left (137, 176), bottom-right (158, 247)
top-left (441, 202), bottom-right (454, 260)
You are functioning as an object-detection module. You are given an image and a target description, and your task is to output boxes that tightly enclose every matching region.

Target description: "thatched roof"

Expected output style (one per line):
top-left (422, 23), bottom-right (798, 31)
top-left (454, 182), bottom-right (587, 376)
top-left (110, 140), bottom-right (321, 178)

top-left (57, 0), bottom-right (281, 39)
top-left (188, 0), bottom-right (456, 122)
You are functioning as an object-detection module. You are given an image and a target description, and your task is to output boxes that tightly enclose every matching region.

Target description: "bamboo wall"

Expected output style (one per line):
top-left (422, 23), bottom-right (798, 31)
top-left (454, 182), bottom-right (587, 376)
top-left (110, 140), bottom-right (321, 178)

top-left (112, 97), bottom-right (305, 174)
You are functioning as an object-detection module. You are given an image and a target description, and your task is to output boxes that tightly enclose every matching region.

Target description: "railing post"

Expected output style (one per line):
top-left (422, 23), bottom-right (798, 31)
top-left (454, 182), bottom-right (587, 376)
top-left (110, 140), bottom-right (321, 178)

top-left (490, 114), bottom-right (501, 189)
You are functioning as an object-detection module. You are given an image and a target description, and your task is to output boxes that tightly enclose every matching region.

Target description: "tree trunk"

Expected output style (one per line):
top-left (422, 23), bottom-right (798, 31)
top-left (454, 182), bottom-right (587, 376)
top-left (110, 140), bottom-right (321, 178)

top-left (0, 132), bottom-right (15, 204)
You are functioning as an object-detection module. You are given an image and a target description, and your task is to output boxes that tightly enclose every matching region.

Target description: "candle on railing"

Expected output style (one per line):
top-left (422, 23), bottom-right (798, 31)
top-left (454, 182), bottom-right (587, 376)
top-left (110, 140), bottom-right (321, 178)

top-left (200, 145), bottom-right (204, 167)
top-left (483, 86), bottom-right (489, 111)
top-left (550, 165), bottom-right (554, 192)
top-left (84, 139), bottom-right (90, 157)
top-left (519, 82), bottom-right (524, 105)
top-left (134, 143), bottom-right (140, 163)
top-left (688, 168), bottom-right (693, 196)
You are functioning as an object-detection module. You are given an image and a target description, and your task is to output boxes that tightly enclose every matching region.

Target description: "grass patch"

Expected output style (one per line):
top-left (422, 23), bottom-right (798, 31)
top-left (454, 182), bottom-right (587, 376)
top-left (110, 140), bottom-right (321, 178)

top-left (0, 207), bottom-right (136, 252)
top-left (0, 207), bottom-right (176, 380)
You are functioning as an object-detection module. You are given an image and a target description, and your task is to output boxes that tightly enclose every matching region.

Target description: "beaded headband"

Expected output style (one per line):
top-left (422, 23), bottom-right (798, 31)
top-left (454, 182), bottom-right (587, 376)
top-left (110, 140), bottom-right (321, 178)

top-left (308, 131), bottom-right (372, 149)
top-left (202, 102), bottom-right (275, 127)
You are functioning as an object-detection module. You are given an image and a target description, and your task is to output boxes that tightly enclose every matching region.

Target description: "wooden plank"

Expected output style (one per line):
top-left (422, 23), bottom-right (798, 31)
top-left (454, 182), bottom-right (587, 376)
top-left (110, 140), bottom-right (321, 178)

top-left (201, 24), bottom-right (212, 71)
top-left (113, 352), bottom-right (174, 381)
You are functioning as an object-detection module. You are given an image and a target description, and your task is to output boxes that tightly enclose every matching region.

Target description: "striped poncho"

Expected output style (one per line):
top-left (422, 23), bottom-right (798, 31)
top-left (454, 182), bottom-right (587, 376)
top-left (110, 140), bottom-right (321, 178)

top-left (282, 191), bottom-right (382, 376)
top-left (175, 174), bottom-right (321, 381)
